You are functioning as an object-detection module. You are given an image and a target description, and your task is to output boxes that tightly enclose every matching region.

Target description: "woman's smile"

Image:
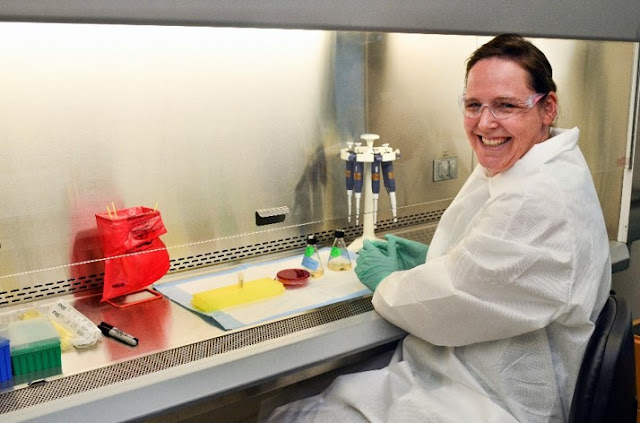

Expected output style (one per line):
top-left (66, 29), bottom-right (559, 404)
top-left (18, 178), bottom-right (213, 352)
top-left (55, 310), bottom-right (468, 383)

top-left (479, 135), bottom-right (511, 147)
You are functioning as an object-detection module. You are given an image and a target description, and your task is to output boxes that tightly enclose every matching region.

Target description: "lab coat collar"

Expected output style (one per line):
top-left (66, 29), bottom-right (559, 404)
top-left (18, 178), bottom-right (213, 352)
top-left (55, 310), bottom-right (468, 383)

top-left (486, 127), bottom-right (579, 195)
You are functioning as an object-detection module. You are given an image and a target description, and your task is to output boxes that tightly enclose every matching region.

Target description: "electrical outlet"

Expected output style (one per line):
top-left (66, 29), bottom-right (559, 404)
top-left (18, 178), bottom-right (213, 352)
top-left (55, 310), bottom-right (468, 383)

top-left (433, 157), bottom-right (458, 181)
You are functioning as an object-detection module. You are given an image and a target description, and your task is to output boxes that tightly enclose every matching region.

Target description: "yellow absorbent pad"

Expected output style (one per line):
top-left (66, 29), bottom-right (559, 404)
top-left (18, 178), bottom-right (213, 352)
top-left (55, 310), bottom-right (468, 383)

top-left (191, 277), bottom-right (285, 312)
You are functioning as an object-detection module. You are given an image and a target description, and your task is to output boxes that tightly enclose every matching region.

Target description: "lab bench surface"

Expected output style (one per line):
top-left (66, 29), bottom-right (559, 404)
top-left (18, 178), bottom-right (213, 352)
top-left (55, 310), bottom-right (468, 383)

top-left (0, 278), bottom-right (405, 422)
top-left (0, 241), bottom-right (628, 422)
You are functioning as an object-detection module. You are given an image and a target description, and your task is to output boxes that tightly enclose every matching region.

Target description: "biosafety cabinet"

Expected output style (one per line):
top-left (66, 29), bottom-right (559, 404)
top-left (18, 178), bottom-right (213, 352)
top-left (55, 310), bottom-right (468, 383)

top-left (0, 1), bottom-right (639, 421)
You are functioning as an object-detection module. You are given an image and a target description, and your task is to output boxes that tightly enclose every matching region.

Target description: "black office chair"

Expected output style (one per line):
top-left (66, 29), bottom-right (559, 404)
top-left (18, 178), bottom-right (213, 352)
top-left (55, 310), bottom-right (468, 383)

top-left (569, 294), bottom-right (637, 423)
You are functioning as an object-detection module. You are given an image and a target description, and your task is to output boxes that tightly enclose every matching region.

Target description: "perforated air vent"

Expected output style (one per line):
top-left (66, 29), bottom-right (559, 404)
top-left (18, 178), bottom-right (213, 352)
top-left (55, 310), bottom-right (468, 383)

top-left (0, 275), bottom-right (104, 306)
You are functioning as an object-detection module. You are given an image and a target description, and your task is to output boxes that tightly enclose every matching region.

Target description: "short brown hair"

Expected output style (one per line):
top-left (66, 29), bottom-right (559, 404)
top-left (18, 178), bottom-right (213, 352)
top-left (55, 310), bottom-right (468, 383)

top-left (465, 34), bottom-right (557, 95)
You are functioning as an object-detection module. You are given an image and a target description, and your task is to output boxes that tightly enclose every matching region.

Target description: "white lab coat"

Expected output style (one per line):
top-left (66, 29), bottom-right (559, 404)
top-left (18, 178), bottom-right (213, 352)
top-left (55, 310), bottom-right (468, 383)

top-left (265, 127), bottom-right (611, 422)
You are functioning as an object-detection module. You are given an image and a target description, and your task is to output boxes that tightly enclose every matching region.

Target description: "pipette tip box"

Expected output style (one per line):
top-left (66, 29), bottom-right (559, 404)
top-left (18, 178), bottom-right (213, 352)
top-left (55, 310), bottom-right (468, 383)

top-left (8, 318), bottom-right (62, 382)
top-left (0, 337), bottom-right (10, 382)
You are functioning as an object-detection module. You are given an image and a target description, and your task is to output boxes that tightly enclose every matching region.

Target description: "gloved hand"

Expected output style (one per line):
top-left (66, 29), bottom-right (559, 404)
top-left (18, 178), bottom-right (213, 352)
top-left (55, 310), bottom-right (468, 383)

top-left (355, 238), bottom-right (400, 292)
top-left (367, 234), bottom-right (429, 271)
top-left (367, 238), bottom-right (406, 272)
top-left (386, 234), bottom-right (429, 270)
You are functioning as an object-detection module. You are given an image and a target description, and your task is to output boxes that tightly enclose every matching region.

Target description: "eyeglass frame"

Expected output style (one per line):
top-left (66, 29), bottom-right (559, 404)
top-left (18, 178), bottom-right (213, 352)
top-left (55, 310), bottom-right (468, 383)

top-left (458, 92), bottom-right (548, 119)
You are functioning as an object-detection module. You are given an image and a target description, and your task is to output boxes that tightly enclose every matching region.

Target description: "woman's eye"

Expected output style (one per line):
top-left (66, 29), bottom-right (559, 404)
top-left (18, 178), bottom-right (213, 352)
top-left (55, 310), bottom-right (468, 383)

top-left (465, 102), bottom-right (481, 111)
top-left (495, 102), bottom-right (517, 110)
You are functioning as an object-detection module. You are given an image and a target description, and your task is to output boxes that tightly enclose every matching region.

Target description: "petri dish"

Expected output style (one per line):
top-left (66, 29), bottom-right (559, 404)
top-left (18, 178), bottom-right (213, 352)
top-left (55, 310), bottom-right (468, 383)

top-left (276, 268), bottom-right (311, 288)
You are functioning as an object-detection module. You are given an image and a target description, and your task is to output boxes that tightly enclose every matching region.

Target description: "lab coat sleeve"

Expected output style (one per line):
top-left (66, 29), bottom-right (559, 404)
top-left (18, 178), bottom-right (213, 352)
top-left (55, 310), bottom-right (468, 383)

top-left (372, 185), bottom-right (575, 347)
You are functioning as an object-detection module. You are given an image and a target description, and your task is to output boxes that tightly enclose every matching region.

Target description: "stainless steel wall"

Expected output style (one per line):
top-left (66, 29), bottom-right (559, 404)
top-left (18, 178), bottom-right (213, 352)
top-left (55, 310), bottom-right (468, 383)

top-left (0, 23), bottom-right (636, 305)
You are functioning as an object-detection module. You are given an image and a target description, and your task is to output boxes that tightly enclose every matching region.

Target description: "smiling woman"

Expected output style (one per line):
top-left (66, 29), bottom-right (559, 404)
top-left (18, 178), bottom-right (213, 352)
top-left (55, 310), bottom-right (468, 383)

top-left (264, 34), bottom-right (612, 423)
top-left (463, 58), bottom-right (557, 175)
top-left (461, 35), bottom-right (559, 175)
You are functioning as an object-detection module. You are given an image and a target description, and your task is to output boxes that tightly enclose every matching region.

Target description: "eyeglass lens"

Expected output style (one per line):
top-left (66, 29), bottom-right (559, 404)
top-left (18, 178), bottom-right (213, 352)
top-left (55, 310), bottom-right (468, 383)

top-left (459, 93), bottom-right (545, 119)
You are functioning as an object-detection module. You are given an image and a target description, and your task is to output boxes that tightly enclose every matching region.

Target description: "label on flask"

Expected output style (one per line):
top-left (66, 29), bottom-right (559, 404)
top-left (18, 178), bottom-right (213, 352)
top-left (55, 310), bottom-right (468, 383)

top-left (330, 246), bottom-right (340, 258)
top-left (301, 255), bottom-right (319, 271)
top-left (304, 246), bottom-right (315, 257)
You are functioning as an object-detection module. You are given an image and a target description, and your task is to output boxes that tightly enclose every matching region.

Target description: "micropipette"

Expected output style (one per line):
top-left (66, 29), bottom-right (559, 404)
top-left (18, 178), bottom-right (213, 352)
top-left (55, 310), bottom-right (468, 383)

top-left (353, 160), bottom-right (364, 226)
top-left (345, 150), bottom-right (356, 223)
top-left (372, 153), bottom-right (382, 225)
top-left (382, 160), bottom-right (398, 222)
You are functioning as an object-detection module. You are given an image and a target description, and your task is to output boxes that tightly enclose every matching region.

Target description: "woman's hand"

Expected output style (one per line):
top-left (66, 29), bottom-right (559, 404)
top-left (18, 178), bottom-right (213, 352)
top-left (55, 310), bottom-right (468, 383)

top-left (385, 234), bottom-right (429, 270)
top-left (355, 238), bottom-right (400, 292)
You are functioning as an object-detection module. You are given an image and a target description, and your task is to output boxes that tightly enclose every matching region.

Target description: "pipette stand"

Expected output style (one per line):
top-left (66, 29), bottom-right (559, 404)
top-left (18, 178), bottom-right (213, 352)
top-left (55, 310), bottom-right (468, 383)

top-left (340, 134), bottom-right (400, 253)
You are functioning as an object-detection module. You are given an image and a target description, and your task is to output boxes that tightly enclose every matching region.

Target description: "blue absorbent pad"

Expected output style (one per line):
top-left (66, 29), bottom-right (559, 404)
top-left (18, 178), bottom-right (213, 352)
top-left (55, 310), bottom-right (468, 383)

top-left (154, 248), bottom-right (370, 330)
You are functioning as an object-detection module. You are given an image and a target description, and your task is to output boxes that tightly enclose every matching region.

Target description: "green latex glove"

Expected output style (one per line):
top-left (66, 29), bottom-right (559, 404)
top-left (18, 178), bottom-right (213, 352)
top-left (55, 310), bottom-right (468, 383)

top-left (386, 234), bottom-right (429, 270)
top-left (367, 234), bottom-right (429, 271)
top-left (355, 238), bottom-right (400, 292)
top-left (367, 238), bottom-right (407, 271)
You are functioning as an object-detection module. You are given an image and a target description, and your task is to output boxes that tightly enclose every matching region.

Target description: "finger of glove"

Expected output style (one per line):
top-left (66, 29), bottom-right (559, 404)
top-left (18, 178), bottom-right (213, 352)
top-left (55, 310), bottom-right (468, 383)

top-left (399, 246), bottom-right (428, 268)
top-left (394, 239), bottom-right (429, 259)
top-left (387, 234), bottom-right (422, 250)
top-left (384, 237), bottom-right (399, 260)
top-left (377, 240), bottom-right (400, 272)
top-left (384, 236), bottom-right (424, 270)
top-left (371, 240), bottom-right (388, 249)
top-left (355, 254), bottom-right (395, 290)
top-left (356, 243), bottom-right (387, 267)
top-left (385, 234), bottom-right (416, 246)
top-left (384, 234), bottom-right (399, 242)
top-left (366, 240), bottom-right (390, 256)
top-left (357, 240), bottom-right (377, 257)
top-left (377, 236), bottom-right (403, 268)
top-left (385, 234), bottom-right (416, 255)
top-left (359, 241), bottom-right (395, 267)
top-left (364, 239), bottom-right (394, 249)
top-left (354, 256), bottom-right (390, 289)
top-left (361, 239), bottom-right (375, 250)
top-left (360, 240), bottom-right (394, 259)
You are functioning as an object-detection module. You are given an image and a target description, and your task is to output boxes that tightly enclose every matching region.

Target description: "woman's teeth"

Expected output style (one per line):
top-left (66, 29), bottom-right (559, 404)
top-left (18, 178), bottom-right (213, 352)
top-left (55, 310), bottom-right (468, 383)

top-left (480, 136), bottom-right (509, 147)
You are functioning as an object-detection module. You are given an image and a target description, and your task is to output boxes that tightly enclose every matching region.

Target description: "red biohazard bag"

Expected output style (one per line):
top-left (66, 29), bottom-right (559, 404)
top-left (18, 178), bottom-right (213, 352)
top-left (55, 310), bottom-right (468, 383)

top-left (95, 206), bottom-right (170, 302)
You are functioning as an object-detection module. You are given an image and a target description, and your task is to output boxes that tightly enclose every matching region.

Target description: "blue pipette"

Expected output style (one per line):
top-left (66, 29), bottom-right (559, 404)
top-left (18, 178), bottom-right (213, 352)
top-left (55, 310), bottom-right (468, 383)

top-left (353, 160), bottom-right (364, 226)
top-left (345, 152), bottom-right (356, 223)
top-left (372, 153), bottom-right (382, 225)
top-left (382, 160), bottom-right (398, 222)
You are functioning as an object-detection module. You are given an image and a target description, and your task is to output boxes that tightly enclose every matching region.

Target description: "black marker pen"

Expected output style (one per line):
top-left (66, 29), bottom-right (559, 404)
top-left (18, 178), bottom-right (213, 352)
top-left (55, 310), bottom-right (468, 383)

top-left (98, 322), bottom-right (139, 346)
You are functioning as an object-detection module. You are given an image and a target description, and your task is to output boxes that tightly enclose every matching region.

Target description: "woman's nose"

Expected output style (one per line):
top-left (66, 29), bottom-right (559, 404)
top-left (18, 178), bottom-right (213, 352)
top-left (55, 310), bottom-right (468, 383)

top-left (477, 105), bottom-right (498, 129)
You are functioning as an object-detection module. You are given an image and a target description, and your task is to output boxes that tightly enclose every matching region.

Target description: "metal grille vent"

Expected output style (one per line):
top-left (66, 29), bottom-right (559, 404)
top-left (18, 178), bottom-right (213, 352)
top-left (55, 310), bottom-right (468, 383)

top-left (0, 275), bottom-right (104, 306)
top-left (164, 209), bottom-right (444, 271)
top-left (0, 209), bottom-right (445, 307)
top-left (0, 296), bottom-right (374, 415)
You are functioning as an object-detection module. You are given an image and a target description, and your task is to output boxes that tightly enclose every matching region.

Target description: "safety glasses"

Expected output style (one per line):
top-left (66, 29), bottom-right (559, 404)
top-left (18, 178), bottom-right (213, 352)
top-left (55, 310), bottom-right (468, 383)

top-left (458, 92), bottom-right (547, 119)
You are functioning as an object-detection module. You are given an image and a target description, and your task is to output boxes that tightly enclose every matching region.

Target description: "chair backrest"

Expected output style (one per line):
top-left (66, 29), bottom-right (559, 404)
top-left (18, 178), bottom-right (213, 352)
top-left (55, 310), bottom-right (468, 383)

top-left (569, 294), bottom-right (637, 423)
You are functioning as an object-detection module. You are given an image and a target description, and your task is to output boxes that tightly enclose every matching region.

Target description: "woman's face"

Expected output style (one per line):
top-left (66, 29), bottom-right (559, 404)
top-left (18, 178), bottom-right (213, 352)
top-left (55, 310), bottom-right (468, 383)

top-left (463, 57), bottom-right (557, 175)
